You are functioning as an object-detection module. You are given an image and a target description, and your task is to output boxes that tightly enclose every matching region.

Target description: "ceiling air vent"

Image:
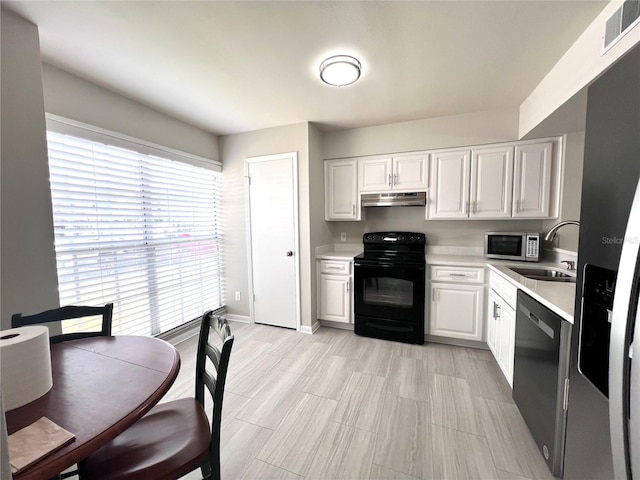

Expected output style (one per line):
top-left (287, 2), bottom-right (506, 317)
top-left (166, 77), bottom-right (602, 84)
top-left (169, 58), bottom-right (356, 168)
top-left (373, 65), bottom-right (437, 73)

top-left (604, 0), bottom-right (640, 50)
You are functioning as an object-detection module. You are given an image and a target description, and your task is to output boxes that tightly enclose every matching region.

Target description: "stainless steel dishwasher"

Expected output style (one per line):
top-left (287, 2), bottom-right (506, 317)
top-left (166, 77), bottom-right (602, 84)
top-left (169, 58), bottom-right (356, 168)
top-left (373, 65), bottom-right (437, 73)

top-left (512, 290), bottom-right (572, 478)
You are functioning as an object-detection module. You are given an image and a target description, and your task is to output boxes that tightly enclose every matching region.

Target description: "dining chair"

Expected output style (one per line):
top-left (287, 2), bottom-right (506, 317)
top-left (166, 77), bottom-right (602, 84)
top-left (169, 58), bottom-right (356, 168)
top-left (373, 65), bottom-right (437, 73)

top-left (79, 311), bottom-right (234, 480)
top-left (11, 304), bottom-right (113, 344)
top-left (11, 303), bottom-right (114, 480)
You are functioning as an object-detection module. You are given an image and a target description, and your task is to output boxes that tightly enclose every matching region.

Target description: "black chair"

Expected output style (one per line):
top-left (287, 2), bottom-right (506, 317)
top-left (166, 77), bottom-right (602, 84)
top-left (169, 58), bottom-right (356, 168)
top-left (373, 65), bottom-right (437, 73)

top-left (11, 304), bottom-right (113, 480)
top-left (79, 311), bottom-right (234, 480)
top-left (11, 304), bottom-right (113, 344)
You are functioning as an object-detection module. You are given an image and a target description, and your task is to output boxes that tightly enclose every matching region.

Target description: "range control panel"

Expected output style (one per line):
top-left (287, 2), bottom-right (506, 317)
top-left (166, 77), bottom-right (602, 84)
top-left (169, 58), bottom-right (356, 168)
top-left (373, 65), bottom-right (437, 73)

top-left (363, 232), bottom-right (426, 245)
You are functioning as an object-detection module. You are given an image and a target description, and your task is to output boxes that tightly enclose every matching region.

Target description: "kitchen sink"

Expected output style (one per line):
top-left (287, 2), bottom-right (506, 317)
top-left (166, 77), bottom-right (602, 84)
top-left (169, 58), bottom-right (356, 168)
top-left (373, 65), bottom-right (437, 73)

top-left (508, 267), bottom-right (577, 283)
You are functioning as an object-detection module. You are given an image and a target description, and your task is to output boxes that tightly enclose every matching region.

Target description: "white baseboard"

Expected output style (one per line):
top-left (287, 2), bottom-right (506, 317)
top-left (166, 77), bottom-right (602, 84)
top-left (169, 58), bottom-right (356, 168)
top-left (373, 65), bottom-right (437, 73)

top-left (318, 320), bottom-right (353, 331)
top-left (225, 313), bottom-right (250, 323)
top-left (425, 334), bottom-right (488, 350)
top-left (299, 321), bottom-right (321, 335)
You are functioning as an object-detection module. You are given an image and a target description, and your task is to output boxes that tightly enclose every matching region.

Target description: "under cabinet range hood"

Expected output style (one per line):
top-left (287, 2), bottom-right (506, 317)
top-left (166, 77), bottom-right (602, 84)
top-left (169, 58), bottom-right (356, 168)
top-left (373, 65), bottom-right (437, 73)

top-left (361, 192), bottom-right (426, 207)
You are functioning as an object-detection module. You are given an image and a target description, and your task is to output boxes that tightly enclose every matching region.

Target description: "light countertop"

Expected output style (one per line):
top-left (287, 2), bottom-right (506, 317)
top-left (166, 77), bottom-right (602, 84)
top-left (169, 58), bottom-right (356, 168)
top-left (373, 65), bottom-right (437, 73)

top-left (427, 253), bottom-right (576, 323)
top-left (487, 264), bottom-right (575, 323)
top-left (316, 246), bottom-right (576, 323)
top-left (315, 244), bottom-right (362, 260)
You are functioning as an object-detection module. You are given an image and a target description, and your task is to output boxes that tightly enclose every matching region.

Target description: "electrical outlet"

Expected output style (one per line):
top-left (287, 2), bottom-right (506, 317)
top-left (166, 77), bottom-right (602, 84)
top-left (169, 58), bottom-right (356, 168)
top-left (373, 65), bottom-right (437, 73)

top-left (340, 232), bottom-right (347, 242)
top-left (234, 291), bottom-right (241, 301)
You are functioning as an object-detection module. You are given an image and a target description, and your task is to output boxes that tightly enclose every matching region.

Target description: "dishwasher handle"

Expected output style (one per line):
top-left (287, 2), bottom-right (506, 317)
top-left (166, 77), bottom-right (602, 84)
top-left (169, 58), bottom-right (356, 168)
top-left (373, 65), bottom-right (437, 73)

top-left (519, 304), bottom-right (555, 340)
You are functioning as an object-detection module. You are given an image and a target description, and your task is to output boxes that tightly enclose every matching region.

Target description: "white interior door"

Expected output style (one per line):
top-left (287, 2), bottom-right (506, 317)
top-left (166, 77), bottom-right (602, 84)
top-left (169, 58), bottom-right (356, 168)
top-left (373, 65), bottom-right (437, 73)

top-left (247, 153), bottom-right (299, 329)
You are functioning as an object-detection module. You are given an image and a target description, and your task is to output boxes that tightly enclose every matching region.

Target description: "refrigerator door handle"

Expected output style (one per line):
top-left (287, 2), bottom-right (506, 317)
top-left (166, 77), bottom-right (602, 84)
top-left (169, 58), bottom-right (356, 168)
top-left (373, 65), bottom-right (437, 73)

top-left (610, 177), bottom-right (640, 480)
top-left (630, 304), bottom-right (640, 479)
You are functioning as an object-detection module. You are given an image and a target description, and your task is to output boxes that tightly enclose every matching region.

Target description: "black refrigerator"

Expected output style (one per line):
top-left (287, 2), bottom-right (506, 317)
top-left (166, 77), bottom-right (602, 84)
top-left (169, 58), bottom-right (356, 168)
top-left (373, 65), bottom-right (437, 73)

top-left (563, 44), bottom-right (640, 479)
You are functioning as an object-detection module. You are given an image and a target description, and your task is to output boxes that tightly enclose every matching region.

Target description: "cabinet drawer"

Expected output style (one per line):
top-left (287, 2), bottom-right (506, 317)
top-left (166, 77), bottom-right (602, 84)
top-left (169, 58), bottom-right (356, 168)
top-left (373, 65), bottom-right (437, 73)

top-left (431, 265), bottom-right (485, 284)
top-left (489, 271), bottom-right (518, 309)
top-left (319, 260), bottom-right (351, 275)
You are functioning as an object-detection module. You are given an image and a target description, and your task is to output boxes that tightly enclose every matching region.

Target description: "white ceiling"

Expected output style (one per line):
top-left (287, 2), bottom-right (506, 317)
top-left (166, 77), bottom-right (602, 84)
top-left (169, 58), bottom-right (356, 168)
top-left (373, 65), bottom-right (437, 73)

top-left (4, 1), bottom-right (608, 136)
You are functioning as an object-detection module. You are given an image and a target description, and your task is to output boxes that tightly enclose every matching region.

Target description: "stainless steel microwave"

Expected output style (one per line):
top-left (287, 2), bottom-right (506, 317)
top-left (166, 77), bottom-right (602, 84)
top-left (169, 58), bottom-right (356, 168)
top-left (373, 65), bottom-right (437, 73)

top-left (484, 232), bottom-right (541, 262)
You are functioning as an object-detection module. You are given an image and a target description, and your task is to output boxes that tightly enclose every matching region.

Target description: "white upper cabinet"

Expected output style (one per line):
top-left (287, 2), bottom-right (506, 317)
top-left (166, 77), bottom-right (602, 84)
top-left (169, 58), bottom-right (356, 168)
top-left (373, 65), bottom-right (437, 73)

top-left (429, 150), bottom-right (470, 219)
top-left (325, 159), bottom-right (359, 221)
top-left (359, 154), bottom-right (428, 193)
top-left (392, 154), bottom-right (429, 191)
top-left (513, 142), bottom-right (552, 218)
top-left (470, 146), bottom-right (514, 219)
top-left (324, 137), bottom-right (559, 222)
top-left (429, 141), bottom-right (555, 220)
top-left (358, 156), bottom-right (394, 192)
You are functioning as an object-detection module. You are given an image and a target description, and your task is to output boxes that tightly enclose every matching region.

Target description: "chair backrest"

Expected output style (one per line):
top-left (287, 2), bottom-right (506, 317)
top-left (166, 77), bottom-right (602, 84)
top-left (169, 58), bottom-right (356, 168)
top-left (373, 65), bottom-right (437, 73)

top-left (195, 310), bottom-right (234, 480)
top-left (11, 304), bottom-right (114, 344)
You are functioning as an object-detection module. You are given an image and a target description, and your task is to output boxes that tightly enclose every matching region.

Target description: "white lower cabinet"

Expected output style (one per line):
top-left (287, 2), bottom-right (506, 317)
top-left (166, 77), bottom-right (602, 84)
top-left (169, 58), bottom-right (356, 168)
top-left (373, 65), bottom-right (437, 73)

top-left (317, 259), bottom-right (352, 324)
top-left (429, 265), bottom-right (485, 341)
top-left (487, 270), bottom-right (517, 386)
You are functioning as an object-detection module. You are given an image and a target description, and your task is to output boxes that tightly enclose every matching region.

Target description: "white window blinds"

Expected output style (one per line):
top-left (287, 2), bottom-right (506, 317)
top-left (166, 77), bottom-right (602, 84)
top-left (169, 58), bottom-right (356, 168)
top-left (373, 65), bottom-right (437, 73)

top-left (46, 130), bottom-right (224, 336)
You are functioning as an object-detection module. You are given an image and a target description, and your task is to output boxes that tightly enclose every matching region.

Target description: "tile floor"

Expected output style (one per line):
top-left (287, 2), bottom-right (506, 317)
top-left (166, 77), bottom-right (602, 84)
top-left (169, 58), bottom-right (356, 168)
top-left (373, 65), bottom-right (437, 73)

top-left (165, 321), bottom-right (555, 480)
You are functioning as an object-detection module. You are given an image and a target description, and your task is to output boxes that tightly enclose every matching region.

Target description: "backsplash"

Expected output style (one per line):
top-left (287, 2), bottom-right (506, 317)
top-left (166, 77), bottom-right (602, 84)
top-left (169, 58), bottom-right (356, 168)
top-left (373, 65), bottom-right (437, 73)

top-left (327, 206), bottom-right (546, 247)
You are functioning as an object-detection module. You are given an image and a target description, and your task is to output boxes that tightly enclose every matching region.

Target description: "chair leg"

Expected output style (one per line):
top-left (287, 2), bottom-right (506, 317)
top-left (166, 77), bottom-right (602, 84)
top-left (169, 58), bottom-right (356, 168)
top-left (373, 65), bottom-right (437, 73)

top-left (200, 457), bottom-right (212, 480)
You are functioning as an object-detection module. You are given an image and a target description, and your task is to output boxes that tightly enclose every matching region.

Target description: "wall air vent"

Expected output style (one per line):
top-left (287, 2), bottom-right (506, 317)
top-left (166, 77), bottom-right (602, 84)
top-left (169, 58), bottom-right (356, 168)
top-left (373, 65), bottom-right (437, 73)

top-left (604, 0), bottom-right (640, 51)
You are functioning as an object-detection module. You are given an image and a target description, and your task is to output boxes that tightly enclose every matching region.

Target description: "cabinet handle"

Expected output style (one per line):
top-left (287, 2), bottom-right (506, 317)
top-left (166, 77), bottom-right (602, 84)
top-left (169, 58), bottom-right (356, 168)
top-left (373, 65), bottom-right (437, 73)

top-left (464, 201), bottom-right (469, 214)
top-left (449, 273), bottom-right (467, 277)
top-left (346, 281), bottom-right (350, 293)
top-left (432, 287), bottom-right (436, 301)
top-left (495, 303), bottom-right (501, 319)
top-left (473, 201), bottom-right (478, 214)
top-left (394, 173), bottom-right (398, 185)
top-left (389, 174), bottom-right (392, 187)
top-left (352, 204), bottom-right (355, 216)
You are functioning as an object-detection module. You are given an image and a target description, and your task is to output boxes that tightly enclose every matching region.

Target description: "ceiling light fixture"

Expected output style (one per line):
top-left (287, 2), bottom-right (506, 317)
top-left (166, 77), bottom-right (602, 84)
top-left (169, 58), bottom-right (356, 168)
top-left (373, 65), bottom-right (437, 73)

top-left (319, 55), bottom-right (361, 87)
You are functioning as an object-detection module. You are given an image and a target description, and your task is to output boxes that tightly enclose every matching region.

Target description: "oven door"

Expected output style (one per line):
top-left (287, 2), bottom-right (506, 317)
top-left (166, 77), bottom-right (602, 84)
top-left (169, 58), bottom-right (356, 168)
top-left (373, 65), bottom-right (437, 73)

top-left (354, 261), bottom-right (425, 322)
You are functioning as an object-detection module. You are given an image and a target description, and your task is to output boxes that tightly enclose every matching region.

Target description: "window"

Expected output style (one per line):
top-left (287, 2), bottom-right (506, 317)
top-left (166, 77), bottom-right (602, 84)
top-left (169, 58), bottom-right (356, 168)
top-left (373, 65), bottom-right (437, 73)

top-left (46, 121), bottom-right (223, 336)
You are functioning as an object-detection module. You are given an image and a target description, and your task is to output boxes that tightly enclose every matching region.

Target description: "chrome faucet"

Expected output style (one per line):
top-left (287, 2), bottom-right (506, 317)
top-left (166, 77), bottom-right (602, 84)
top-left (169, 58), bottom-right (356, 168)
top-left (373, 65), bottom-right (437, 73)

top-left (544, 220), bottom-right (580, 241)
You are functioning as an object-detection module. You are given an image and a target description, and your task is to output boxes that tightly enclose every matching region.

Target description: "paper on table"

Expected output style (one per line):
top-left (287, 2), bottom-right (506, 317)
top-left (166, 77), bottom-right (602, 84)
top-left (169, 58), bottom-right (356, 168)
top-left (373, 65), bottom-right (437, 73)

top-left (8, 417), bottom-right (75, 474)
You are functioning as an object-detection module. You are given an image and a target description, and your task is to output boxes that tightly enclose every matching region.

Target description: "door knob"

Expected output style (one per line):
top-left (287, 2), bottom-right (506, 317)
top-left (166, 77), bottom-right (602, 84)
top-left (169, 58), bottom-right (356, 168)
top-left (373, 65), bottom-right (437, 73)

top-left (286, 251), bottom-right (293, 257)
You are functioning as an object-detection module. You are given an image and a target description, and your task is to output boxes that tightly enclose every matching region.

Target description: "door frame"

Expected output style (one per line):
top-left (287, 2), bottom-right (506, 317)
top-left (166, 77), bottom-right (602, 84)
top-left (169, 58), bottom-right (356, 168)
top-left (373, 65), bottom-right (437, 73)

top-left (244, 152), bottom-right (301, 331)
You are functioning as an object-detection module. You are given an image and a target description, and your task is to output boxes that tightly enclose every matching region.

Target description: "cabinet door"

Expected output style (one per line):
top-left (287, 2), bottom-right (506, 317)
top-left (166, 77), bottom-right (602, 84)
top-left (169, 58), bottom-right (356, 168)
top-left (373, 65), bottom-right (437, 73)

top-left (498, 303), bottom-right (516, 387)
top-left (470, 146), bottom-right (513, 219)
top-left (487, 289), bottom-right (500, 357)
top-left (430, 283), bottom-right (484, 341)
top-left (513, 142), bottom-right (552, 218)
top-left (429, 150), bottom-right (470, 219)
top-left (393, 154), bottom-right (428, 190)
top-left (325, 159), bottom-right (359, 220)
top-left (358, 157), bottom-right (393, 192)
top-left (318, 274), bottom-right (350, 323)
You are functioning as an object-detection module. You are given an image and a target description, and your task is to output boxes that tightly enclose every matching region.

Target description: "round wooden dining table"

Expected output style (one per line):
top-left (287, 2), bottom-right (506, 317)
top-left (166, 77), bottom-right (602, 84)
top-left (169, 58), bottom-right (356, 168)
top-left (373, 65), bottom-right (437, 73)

top-left (5, 335), bottom-right (180, 480)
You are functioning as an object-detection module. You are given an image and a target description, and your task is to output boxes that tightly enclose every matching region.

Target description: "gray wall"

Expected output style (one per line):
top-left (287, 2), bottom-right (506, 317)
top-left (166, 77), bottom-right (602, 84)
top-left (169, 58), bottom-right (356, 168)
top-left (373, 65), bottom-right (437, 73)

top-left (543, 131), bottom-right (584, 251)
top-left (220, 123), bottom-right (320, 327)
top-left (42, 64), bottom-right (220, 161)
top-left (1, 11), bottom-right (60, 329)
top-left (308, 123), bottom-right (334, 324)
top-left (323, 108), bottom-right (520, 159)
